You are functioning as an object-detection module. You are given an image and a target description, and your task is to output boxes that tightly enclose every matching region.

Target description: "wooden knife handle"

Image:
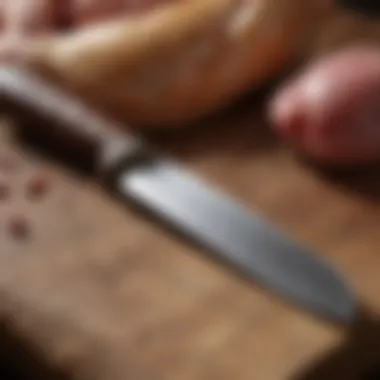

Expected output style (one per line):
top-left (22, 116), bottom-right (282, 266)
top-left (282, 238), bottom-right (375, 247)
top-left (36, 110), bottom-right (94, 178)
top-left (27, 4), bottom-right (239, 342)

top-left (0, 65), bottom-right (145, 175)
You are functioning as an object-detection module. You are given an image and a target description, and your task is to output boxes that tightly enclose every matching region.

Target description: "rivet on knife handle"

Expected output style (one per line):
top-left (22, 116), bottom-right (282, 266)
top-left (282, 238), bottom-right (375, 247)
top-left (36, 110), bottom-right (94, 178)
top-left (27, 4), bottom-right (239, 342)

top-left (0, 65), bottom-right (356, 324)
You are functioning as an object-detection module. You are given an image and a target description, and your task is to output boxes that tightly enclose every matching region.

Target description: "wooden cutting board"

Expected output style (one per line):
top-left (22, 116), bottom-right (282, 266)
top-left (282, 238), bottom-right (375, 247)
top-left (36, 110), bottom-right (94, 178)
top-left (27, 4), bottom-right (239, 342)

top-left (2, 6), bottom-right (380, 380)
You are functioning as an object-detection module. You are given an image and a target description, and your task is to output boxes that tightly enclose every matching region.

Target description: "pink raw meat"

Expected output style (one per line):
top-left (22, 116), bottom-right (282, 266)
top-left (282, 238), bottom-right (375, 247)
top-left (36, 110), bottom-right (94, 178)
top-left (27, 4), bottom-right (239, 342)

top-left (268, 44), bottom-right (380, 165)
top-left (0, 0), bottom-right (169, 60)
top-left (0, 0), bottom-right (54, 60)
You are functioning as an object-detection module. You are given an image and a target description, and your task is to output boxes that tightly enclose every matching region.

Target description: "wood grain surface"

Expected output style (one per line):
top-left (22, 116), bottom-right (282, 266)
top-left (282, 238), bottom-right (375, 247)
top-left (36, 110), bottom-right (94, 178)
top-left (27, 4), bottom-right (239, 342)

top-left (1, 5), bottom-right (380, 380)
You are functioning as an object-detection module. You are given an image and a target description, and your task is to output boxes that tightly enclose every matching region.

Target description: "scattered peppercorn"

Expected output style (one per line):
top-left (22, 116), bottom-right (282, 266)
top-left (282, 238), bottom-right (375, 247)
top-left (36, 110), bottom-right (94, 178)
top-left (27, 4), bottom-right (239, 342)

top-left (8, 214), bottom-right (30, 240)
top-left (26, 172), bottom-right (51, 200)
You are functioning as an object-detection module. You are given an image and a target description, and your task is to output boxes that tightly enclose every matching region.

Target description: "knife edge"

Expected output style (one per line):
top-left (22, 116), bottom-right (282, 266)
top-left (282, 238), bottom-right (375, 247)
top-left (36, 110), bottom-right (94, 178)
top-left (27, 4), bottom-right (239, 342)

top-left (116, 157), bottom-right (356, 323)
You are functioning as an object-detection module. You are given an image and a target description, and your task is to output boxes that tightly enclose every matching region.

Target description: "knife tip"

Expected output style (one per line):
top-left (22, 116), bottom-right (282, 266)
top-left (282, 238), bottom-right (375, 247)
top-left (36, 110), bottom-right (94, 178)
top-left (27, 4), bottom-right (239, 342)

top-left (336, 294), bottom-right (357, 325)
top-left (321, 284), bottom-right (357, 325)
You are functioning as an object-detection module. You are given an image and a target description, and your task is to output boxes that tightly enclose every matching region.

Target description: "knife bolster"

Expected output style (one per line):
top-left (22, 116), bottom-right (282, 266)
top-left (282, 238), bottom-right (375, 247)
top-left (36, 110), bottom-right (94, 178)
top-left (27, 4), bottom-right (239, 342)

top-left (98, 136), bottom-right (151, 184)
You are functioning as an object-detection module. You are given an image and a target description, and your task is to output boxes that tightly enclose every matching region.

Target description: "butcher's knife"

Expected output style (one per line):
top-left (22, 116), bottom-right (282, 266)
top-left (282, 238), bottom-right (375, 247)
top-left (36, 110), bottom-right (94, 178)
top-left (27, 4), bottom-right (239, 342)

top-left (0, 66), bottom-right (356, 323)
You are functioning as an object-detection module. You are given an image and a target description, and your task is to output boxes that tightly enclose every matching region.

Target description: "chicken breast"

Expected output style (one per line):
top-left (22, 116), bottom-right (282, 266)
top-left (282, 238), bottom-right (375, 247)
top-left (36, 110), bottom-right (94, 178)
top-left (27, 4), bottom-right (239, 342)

top-left (24, 0), bottom-right (325, 128)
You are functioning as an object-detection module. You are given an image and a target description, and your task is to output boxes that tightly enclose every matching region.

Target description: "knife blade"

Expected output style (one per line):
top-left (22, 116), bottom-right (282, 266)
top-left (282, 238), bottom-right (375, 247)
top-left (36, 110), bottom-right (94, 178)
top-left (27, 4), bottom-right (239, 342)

top-left (0, 65), bottom-right (356, 323)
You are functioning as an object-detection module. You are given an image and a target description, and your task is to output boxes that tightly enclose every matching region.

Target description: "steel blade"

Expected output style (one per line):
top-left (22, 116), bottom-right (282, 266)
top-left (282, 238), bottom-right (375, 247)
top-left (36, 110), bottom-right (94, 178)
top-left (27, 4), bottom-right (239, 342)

top-left (116, 157), bottom-right (356, 323)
